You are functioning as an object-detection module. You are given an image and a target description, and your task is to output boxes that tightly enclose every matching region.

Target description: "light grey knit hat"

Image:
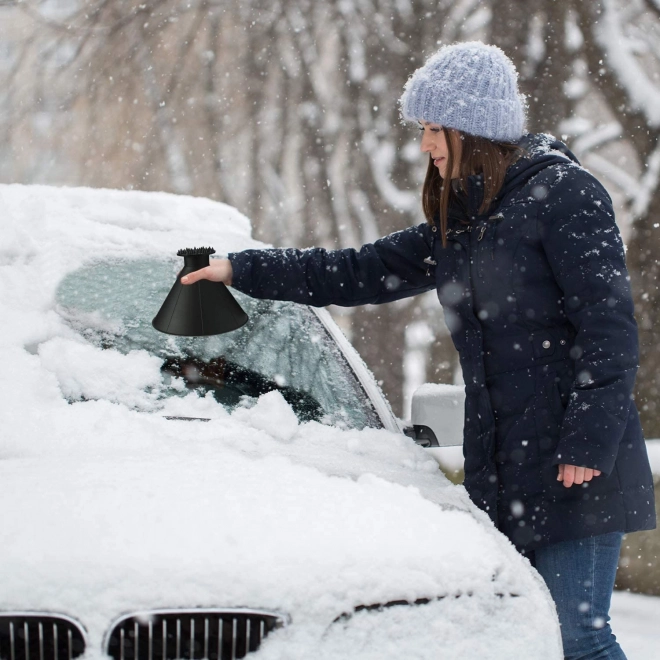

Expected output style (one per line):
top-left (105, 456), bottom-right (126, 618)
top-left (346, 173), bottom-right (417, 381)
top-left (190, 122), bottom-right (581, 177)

top-left (400, 41), bottom-right (526, 142)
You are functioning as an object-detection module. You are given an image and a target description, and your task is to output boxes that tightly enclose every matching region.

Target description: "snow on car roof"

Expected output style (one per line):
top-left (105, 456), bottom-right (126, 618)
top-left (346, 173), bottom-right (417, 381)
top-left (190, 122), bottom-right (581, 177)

top-left (0, 183), bottom-right (256, 285)
top-left (0, 184), bottom-right (560, 658)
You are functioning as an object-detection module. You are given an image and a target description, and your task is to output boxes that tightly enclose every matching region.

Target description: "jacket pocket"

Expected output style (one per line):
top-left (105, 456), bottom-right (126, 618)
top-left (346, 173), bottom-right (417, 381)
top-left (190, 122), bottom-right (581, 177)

top-left (497, 400), bottom-right (546, 500)
top-left (545, 361), bottom-right (573, 424)
top-left (548, 379), bottom-right (566, 423)
top-left (535, 363), bottom-right (573, 464)
top-left (534, 369), bottom-right (566, 458)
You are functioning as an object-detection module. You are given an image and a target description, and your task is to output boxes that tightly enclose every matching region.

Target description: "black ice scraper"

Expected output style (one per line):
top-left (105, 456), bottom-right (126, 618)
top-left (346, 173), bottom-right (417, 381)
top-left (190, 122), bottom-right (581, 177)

top-left (152, 247), bottom-right (248, 336)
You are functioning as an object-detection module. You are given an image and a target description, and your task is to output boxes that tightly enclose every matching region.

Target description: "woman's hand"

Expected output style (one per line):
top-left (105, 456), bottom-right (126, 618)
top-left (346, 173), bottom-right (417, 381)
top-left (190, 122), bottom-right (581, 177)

top-left (557, 464), bottom-right (602, 488)
top-left (181, 258), bottom-right (233, 286)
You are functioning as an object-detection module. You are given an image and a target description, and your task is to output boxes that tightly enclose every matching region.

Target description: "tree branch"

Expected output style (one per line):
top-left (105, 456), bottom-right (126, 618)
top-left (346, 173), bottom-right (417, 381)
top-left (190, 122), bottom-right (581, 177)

top-left (571, 122), bottom-right (623, 156)
top-left (573, 0), bottom-right (660, 158)
top-left (642, 0), bottom-right (660, 19)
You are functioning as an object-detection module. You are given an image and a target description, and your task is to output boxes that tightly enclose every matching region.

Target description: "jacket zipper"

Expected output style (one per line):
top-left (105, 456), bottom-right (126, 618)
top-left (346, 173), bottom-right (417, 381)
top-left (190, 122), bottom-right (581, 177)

top-left (476, 222), bottom-right (487, 279)
top-left (488, 213), bottom-right (504, 261)
top-left (425, 225), bottom-right (438, 276)
top-left (476, 213), bottom-right (504, 277)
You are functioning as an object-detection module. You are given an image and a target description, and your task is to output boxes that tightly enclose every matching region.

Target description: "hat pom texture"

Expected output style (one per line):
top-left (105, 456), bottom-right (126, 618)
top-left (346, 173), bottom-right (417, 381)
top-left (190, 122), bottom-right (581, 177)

top-left (400, 42), bottom-right (526, 142)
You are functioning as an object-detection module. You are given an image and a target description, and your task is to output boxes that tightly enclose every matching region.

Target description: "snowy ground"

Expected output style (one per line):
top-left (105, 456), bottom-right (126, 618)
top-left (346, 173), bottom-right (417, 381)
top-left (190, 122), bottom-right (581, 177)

top-left (610, 590), bottom-right (660, 658)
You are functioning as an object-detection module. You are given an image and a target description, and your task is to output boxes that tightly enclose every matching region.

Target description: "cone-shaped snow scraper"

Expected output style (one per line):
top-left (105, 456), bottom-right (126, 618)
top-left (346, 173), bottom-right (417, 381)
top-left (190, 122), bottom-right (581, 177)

top-left (152, 247), bottom-right (248, 336)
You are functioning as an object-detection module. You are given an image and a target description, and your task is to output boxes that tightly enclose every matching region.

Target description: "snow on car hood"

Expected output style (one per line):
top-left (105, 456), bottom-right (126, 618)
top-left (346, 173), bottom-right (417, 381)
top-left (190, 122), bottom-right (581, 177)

top-left (1, 394), bottom-right (555, 655)
top-left (0, 185), bottom-right (559, 657)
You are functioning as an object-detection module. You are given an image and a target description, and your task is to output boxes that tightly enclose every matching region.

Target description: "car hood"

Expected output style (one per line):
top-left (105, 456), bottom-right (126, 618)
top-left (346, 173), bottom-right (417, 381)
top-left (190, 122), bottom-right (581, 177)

top-left (0, 390), bottom-right (555, 639)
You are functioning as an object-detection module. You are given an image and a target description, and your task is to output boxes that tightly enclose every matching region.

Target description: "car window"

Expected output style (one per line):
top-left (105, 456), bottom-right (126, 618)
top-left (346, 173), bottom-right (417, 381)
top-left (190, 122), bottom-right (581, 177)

top-left (55, 258), bottom-right (382, 429)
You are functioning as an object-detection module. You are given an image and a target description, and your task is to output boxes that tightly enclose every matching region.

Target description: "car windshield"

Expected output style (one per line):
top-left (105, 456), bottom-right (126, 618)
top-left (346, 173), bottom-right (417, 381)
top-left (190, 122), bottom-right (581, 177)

top-left (55, 258), bottom-right (382, 430)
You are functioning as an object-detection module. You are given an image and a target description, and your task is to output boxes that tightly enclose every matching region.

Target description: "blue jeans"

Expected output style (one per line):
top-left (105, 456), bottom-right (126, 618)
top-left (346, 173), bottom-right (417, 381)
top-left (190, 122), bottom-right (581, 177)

top-left (530, 532), bottom-right (626, 660)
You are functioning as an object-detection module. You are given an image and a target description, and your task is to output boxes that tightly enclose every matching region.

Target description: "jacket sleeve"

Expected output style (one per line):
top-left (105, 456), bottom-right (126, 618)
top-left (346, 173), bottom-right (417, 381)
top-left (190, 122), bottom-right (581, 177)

top-left (538, 166), bottom-right (639, 475)
top-left (228, 223), bottom-right (437, 307)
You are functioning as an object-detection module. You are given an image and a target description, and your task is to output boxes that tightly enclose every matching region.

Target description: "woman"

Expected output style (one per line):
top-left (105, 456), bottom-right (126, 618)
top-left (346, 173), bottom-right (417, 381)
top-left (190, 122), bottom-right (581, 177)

top-left (183, 42), bottom-right (655, 659)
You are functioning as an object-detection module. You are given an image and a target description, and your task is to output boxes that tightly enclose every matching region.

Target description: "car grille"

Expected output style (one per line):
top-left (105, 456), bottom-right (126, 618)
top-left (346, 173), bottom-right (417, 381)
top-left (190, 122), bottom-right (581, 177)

top-left (0, 614), bottom-right (86, 660)
top-left (105, 610), bottom-right (285, 660)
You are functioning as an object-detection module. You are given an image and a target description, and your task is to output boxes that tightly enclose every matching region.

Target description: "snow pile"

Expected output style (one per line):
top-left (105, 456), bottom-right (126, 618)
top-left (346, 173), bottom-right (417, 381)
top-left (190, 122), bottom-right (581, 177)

top-left (0, 184), bottom-right (561, 659)
top-left (39, 337), bottom-right (164, 409)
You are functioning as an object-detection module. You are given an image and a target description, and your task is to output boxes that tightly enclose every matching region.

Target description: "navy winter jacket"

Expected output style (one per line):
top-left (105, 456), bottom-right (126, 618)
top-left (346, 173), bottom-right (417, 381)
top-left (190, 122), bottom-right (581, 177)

top-left (229, 133), bottom-right (656, 553)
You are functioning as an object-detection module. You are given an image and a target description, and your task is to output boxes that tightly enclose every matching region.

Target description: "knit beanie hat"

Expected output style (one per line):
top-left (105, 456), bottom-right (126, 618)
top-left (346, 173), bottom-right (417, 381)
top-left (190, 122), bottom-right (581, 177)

top-left (400, 42), bottom-right (526, 142)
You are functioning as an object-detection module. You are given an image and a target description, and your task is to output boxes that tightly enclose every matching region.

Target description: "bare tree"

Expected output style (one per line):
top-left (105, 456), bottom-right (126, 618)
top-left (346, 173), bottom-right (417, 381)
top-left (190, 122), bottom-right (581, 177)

top-left (491, 0), bottom-right (577, 131)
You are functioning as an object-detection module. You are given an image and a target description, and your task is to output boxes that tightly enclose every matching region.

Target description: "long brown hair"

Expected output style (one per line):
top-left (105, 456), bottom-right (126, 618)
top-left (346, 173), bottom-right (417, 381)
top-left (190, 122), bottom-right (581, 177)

top-left (422, 128), bottom-right (522, 245)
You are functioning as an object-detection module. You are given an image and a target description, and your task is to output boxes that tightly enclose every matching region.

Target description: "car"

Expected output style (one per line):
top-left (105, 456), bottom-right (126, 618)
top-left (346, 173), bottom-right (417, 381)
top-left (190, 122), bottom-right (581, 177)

top-left (0, 183), bottom-right (562, 659)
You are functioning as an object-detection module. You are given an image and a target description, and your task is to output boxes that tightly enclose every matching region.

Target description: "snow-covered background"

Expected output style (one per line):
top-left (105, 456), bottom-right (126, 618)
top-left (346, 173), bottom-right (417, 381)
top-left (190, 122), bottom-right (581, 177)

top-left (2, 1), bottom-right (660, 655)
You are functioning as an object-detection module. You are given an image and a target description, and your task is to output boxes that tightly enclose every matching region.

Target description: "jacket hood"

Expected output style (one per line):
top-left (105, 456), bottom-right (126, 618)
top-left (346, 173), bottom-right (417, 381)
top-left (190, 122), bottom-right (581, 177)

top-left (498, 133), bottom-right (579, 202)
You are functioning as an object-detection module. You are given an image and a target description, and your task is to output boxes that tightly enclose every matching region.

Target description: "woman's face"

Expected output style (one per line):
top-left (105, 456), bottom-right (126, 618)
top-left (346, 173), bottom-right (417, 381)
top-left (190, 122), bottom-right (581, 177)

top-left (419, 122), bottom-right (461, 179)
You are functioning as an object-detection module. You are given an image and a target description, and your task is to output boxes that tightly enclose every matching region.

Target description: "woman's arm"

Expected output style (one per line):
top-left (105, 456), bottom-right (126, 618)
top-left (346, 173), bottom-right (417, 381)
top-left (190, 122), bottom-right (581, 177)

top-left (184, 223), bottom-right (438, 307)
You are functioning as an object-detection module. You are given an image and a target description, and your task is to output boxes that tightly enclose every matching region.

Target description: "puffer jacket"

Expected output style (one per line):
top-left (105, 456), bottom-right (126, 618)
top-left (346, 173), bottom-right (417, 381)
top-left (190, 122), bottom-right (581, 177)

top-left (228, 133), bottom-right (656, 553)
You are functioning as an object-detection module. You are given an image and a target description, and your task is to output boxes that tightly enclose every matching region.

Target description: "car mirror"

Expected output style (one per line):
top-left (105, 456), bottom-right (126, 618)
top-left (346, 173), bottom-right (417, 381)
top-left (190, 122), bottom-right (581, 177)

top-left (405, 384), bottom-right (465, 448)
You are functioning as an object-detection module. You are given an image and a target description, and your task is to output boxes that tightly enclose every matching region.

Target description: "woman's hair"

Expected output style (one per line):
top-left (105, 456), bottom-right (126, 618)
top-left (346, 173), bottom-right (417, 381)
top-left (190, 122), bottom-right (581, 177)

top-left (422, 128), bottom-right (522, 245)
